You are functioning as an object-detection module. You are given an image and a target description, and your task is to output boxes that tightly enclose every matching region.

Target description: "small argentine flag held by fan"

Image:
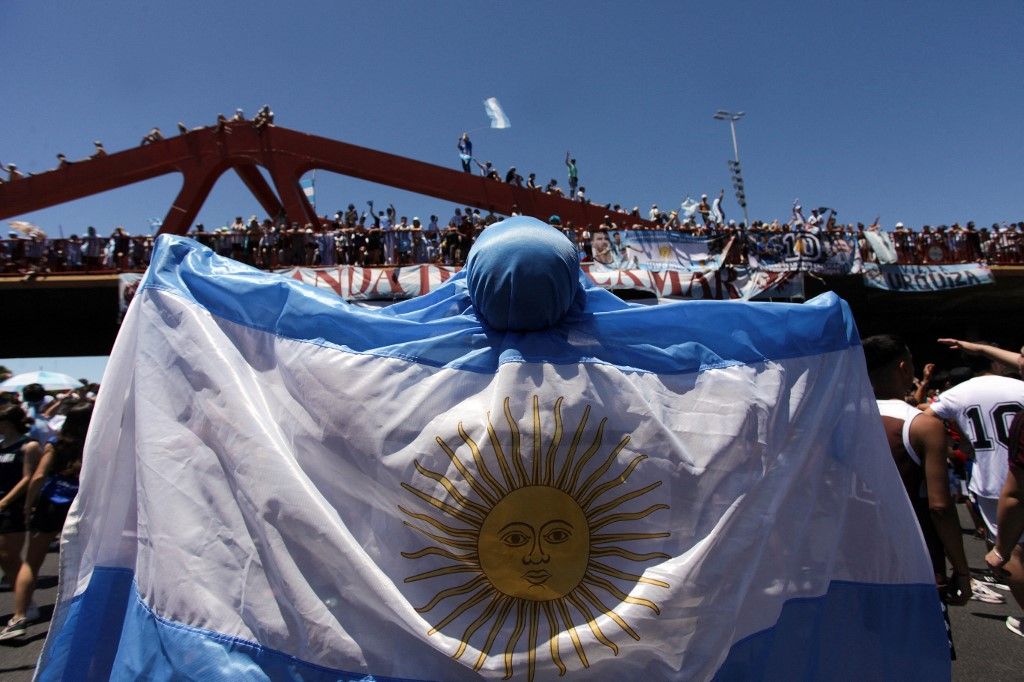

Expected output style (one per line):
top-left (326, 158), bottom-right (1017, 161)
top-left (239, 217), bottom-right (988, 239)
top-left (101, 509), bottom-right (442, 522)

top-left (300, 172), bottom-right (316, 209)
top-left (483, 97), bottom-right (511, 129)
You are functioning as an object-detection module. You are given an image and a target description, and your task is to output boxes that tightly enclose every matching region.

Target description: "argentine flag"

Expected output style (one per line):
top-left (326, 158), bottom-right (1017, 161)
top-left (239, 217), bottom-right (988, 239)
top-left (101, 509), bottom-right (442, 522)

top-left (483, 97), bottom-right (511, 129)
top-left (300, 173), bottom-right (316, 209)
top-left (40, 218), bottom-right (948, 680)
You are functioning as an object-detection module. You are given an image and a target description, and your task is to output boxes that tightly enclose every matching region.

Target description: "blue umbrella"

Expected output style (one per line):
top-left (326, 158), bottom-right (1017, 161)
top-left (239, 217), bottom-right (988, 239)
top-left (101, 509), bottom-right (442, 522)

top-left (0, 370), bottom-right (83, 393)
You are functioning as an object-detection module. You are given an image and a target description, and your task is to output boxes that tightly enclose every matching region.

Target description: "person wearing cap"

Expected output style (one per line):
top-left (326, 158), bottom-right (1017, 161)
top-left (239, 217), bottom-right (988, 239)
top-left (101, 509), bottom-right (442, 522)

top-left (548, 215), bottom-right (562, 228)
top-left (698, 195), bottom-right (711, 226)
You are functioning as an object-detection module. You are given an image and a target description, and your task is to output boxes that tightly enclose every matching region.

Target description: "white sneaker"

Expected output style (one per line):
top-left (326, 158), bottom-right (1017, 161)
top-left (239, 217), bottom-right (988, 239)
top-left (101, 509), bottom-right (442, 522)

top-left (976, 571), bottom-right (1012, 591)
top-left (1007, 616), bottom-right (1024, 638)
top-left (0, 617), bottom-right (27, 641)
top-left (971, 579), bottom-right (1007, 604)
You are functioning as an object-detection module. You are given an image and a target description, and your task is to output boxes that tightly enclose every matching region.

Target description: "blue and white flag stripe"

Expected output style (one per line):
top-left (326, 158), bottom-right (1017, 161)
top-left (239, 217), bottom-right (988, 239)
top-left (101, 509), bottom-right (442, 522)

top-left (40, 235), bottom-right (949, 680)
top-left (300, 174), bottom-right (316, 206)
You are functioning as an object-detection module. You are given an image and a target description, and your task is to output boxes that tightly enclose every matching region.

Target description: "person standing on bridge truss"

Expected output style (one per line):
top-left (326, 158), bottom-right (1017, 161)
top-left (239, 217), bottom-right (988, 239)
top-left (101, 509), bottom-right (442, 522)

top-left (565, 151), bottom-right (579, 198)
top-left (457, 132), bottom-right (473, 173)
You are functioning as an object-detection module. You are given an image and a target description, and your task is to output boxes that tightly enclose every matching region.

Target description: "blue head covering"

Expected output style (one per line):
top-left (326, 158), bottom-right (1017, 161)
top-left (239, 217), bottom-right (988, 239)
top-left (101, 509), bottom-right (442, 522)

top-left (464, 216), bottom-right (585, 331)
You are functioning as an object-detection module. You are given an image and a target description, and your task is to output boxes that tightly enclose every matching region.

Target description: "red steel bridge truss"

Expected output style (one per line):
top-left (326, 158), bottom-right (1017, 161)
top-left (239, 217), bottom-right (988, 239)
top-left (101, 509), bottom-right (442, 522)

top-left (0, 122), bottom-right (651, 235)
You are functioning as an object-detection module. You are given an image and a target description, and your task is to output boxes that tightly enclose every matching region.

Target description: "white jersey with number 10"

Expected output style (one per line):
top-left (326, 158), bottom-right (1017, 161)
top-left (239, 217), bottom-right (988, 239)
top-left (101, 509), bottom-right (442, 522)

top-left (931, 375), bottom-right (1024, 498)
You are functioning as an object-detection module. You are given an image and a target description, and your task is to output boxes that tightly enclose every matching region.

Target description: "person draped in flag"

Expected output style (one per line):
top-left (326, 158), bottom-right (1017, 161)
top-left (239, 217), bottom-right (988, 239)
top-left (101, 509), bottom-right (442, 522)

top-left (35, 218), bottom-right (953, 679)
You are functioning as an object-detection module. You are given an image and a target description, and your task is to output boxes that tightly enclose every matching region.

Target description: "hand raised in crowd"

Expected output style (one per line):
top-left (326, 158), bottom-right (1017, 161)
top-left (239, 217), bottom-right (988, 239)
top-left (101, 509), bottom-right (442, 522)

top-left (938, 337), bottom-right (1024, 376)
top-left (938, 338), bottom-right (983, 354)
top-left (922, 362), bottom-right (935, 381)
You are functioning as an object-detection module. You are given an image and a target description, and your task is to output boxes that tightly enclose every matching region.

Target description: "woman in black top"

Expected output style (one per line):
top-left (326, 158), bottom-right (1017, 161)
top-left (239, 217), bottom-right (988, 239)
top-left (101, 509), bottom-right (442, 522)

top-left (1, 401), bottom-right (91, 640)
top-left (0, 405), bottom-right (42, 587)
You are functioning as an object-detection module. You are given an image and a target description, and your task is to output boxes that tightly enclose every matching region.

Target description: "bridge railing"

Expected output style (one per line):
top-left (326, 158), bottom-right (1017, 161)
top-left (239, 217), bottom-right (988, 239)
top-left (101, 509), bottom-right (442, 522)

top-left (2, 227), bottom-right (1021, 276)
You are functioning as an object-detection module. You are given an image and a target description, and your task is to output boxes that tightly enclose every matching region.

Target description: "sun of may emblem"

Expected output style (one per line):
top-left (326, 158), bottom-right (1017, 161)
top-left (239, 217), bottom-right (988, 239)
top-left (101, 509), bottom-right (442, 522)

top-left (399, 396), bottom-right (670, 680)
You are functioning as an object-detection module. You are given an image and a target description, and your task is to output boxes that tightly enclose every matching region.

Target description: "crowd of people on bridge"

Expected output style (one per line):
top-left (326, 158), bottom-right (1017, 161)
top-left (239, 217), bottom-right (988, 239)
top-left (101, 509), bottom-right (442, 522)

top-left (4, 207), bottom-right (1024, 276)
top-left (0, 107), bottom-right (275, 182)
top-left (3, 112), bottom-right (1022, 274)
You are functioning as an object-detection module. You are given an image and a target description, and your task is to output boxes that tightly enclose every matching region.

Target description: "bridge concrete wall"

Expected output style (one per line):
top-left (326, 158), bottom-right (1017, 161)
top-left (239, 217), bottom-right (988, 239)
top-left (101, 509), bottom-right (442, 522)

top-left (3, 268), bottom-right (1023, 368)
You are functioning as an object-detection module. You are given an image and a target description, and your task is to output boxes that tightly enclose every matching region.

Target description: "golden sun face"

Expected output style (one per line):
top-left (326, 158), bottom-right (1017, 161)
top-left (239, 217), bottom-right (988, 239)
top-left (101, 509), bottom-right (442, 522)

top-left (479, 486), bottom-right (590, 601)
top-left (399, 396), bottom-right (670, 680)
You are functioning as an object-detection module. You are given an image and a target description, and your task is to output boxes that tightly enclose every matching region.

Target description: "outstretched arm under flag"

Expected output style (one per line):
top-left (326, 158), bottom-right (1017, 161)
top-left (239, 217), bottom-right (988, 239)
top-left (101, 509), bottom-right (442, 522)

top-left (483, 97), bottom-right (511, 129)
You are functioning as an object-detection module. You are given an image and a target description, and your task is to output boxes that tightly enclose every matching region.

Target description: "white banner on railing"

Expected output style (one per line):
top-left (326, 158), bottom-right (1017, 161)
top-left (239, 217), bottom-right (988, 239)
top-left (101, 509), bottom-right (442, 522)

top-left (600, 230), bottom-right (724, 272)
top-left (862, 262), bottom-right (994, 292)
top-left (580, 264), bottom-right (798, 300)
top-left (266, 264), bottom-right (795, 302)
top-left (275, 264), bottom-right (461, 300)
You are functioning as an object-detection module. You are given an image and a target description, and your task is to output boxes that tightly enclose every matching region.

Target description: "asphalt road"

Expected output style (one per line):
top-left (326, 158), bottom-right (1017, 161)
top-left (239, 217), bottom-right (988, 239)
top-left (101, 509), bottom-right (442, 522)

top-left (0, 507), bottom-right (1021, 680)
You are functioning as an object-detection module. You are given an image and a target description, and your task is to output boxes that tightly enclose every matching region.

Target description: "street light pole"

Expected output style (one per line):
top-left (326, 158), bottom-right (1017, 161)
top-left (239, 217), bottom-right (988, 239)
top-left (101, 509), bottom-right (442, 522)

top-left (727, 118), bottom-right (740, 165)
top-left (713, 110), bottom-right (749, 227)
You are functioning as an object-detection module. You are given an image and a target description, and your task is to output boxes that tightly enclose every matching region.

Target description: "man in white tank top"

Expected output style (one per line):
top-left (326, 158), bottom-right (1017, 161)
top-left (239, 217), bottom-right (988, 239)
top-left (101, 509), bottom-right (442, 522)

top-left (863, 335), bottom-right (972, 605)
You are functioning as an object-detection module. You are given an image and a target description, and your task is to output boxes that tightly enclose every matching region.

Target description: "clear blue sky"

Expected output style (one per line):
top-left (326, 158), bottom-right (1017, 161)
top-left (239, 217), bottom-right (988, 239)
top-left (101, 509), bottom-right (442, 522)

top-left (3, 1), bottom-right (1022, 236)
top-left (2, 2), bottom-right (1022, 380)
